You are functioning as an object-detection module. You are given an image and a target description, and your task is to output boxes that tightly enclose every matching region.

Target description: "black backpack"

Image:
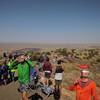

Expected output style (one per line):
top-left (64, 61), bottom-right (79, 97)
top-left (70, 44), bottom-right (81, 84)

top-left (53, 85), bottom-right (60, 100)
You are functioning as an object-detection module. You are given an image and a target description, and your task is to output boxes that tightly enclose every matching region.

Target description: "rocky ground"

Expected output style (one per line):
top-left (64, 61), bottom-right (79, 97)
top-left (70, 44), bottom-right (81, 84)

top-left (0, 62), bottom-right (100, 100)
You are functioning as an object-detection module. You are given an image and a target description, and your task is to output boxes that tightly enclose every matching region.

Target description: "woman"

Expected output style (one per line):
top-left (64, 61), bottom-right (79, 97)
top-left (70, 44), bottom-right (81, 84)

top-left (54, 60), bottom-right (64, 87)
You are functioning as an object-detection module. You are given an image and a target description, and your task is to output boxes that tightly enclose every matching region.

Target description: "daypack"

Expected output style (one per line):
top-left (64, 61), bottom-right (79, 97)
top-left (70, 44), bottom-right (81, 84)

top-left (25, 61), bottom-right (38, 82)
top-left (41, 85), bottom-right (54, 96)
top-left (2, 65), bottom-right (8, 76)
top-left (43, 62), bottom-right (52, 72)
top-left (55, 66), bottom-right (64, 73)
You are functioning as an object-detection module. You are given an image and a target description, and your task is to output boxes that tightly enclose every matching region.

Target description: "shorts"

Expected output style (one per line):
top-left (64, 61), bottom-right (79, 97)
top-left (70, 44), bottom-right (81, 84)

top-left (45, 72), bottom-right (51, 78)
top-left (18, 84), bottom-right (28, 93)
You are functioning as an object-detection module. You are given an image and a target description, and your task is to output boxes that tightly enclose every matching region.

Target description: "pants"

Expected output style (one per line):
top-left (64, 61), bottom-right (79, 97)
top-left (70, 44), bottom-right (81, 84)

top-left (11, 72), bottom-right (15, 81)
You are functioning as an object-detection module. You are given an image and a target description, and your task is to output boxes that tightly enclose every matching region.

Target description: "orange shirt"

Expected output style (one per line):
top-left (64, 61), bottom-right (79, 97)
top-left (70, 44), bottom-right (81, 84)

top-left (68, 80), bottom-right (98, 100)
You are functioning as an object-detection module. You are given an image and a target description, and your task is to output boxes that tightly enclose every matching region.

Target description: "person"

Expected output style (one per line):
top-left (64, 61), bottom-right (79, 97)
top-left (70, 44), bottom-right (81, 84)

top-left (43, 57), bottom-right (52, 85)
top-left (54, 60), bottom-right (64, 87)
top-left (10, 53), bottom-right (34, 100)
top-left (41, 79), bottom-right (54, 96)
top-left (38, 55), bottom-right (44, 71)
top-left (2, 62), bottom-right (9, 85)
top-left (0, 64), bottom-right (3, 84)
top-left (67, 67), bottom-right (99, 100)
top-left (35, 63), bottom-right (41, 78)
top-left (53, 85), bottom-right (61, 100)
top-left (3, 52), bottom-right (7, 62)
top-left (29, 63), bottom-right (39, 89)
top-left (8, 59), bottom-right (16, 82)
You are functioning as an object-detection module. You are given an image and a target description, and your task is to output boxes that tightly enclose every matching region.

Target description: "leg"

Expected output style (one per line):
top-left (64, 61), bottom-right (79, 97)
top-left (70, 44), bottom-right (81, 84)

top-left (21, 91), bottom-right (28, 100)
top-left (9, 71), bottom-right (12, 82)
top-left (3, 75), bottom-right (7, 85)
top-left (19, 84), bottom-right (28, 100)
top-left (11, 72), bottom-right (15, 81)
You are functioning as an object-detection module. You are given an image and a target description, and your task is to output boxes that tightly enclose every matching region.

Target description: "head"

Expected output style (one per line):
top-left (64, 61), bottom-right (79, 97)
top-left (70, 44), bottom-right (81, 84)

top-left (57, 60), bottom-right (62, 65)
top-left (48, 79), bottom-right (52, 86)
top-left (35, 62), bottom-right (39, 67)
top-left (80, 70), bottom-right (89, 82)
top-left (3, 61), bottom-right (7, 66)
top-left (17, 54), bottom-right (26, 63)
top-left (34, 93), bottom-right (38, 96)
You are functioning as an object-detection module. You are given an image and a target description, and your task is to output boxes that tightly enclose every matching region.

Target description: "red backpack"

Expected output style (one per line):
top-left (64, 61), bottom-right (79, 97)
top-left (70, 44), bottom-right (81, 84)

top-left (43, 62), bottom-right (52, 72)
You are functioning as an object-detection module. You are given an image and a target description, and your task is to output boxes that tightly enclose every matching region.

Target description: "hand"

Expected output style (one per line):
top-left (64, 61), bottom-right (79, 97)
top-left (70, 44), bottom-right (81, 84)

top-left (73, 79), bottom-right (79, 85)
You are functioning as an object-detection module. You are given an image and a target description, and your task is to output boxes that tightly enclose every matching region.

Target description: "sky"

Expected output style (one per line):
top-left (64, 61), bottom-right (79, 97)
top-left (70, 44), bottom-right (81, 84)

top-left (0, 0), bottom-right (100, 44)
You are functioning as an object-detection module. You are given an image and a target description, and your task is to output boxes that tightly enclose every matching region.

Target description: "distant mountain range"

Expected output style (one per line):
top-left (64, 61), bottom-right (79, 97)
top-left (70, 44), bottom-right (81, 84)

top-left (0, 43), bottom-right (100, 50)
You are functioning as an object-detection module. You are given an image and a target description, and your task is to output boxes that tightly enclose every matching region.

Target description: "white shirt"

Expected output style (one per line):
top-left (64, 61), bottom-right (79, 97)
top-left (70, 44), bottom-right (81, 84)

top-left (55, 73), bottom-right (62, 80)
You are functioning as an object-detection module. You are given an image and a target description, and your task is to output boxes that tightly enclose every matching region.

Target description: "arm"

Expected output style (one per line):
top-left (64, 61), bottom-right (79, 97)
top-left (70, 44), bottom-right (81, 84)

top-left (67, 84), bottom-right (76, 91)
top-left (91, 81), bottom-right (98, 100)
top-left (9, 60), bottom-right (19, 70)
top-left (67, 79), bottom-right (80, 91)
top-left (50, 63), bottom-right (52, 73)
top-left (43, 63), bottom-right (45, 71)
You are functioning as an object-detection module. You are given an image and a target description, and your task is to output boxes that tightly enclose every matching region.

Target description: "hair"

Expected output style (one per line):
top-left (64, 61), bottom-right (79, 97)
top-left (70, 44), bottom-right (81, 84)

top-left (36, 62), bottom-right (39, 65)
top-left (57, 60), bottom-right (62, 64)
top-left (48, 79), bottom-right (52, 86)
top-left (4, 61), bottom-right (7, 65)
top-left (46, 57), bottom-right (49, 61)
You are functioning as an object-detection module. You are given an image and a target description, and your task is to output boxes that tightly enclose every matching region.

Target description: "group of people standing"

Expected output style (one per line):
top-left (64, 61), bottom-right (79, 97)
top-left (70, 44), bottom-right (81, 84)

top-left (0, 59), bottom-right (16, 85)
top-left (0, 52), bottom-right (99, 100)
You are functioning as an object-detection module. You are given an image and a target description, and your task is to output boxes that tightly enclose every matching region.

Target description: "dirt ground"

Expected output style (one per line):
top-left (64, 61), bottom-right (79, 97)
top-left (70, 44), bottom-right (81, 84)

top-left (0, 81), bottom-right (55, 100)
top-left (0, 81), bottom-right (20, 100)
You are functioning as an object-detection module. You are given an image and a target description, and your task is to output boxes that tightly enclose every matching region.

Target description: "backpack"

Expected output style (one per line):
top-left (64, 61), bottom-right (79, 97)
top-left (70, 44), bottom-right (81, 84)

top-left (2, 65), bottom-right (8, 76)
top-left (43, 62), bottom-right (52, 72)
top-left (25, 61), bottom-right (38, 82)
top-left (41, 85), bottom-right (54, 96)
top-left (55, 66), bottom-right (64, 73)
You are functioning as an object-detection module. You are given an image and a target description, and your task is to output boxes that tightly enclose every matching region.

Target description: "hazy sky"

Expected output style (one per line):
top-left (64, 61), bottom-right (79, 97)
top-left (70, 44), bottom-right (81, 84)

top-left (0, 0), bottom-right (100, 43)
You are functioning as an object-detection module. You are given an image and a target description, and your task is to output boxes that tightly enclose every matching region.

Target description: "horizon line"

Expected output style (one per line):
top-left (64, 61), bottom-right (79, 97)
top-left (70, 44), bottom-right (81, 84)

top-left (0, 42), bottom-right (100, 44)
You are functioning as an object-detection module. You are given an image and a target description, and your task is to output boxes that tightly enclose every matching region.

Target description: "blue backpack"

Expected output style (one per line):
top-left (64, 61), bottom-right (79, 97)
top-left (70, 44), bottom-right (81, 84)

top-left (25, 61), bottom-right (38, 82)
top-left (30, 68), bottom-right (38, 81)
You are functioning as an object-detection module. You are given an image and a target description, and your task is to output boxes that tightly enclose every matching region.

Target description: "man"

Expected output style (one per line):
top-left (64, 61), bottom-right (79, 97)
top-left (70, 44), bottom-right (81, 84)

top-left (67, 67), bottom-right (99, 100)
top-left (10, 53), bottom-right (34, 100)
top-left (2, 62), bottom-right (8, 85)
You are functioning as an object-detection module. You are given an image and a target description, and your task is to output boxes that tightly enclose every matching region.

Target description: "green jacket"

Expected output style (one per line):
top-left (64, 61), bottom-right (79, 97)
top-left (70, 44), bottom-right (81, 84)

top-left (10, 60), bottom-right (34, 85)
